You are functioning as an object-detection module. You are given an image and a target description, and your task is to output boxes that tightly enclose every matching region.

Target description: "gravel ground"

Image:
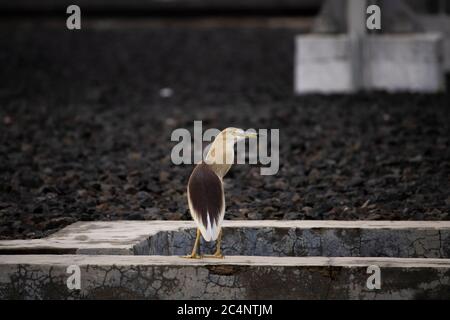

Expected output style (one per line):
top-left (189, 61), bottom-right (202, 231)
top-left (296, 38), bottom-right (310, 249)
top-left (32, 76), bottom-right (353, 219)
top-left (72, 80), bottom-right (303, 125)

top-left (0, 21), bottom-right (449, 239)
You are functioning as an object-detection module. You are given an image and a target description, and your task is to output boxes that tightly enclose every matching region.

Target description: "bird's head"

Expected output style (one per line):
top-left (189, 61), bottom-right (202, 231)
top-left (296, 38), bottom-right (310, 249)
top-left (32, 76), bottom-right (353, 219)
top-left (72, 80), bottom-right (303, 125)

top-left (205, 127), bottom-right (258, 168)
top-left (221, 127), bottom-right (258, 143)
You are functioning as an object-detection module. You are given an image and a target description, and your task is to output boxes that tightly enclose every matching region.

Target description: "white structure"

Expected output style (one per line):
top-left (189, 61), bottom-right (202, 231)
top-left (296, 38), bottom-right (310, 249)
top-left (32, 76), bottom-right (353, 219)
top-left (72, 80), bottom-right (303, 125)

top-left (295, 33), bottom-right (444, 93)
top-left (295, 0), bottom-right (446, 94)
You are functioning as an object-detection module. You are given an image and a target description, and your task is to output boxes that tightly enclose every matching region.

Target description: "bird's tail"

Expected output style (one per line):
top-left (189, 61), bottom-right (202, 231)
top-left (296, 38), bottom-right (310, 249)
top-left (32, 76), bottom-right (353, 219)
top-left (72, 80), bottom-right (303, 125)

top-left (198, 212), bottom-right (222, 242)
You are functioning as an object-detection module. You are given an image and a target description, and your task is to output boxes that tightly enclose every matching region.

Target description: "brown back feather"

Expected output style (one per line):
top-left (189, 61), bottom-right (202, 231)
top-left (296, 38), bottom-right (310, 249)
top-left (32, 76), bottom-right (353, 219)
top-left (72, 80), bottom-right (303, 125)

top-left (188, 163), bottom-right (224, 228)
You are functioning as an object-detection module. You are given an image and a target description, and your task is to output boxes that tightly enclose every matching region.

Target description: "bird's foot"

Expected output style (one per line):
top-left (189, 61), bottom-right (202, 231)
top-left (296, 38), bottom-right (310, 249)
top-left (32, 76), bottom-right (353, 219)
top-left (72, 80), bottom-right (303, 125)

top-left (182, 253), bottom-right (202, 259)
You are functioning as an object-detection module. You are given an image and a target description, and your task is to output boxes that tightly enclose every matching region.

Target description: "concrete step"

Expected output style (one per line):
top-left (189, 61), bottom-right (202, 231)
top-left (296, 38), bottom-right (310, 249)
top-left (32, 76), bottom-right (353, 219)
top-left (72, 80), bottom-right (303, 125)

top-left (1, 220), bottom-right (449, 299)
top-left (0, 255), bottom-right (449, 299)
top-left (0, 220), bottom-right (449, 258)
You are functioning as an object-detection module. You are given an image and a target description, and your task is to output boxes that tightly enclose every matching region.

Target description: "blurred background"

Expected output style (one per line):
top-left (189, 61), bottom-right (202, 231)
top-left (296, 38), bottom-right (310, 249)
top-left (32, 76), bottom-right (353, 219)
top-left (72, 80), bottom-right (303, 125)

top-left (0, 0), bottom-right (449, 240)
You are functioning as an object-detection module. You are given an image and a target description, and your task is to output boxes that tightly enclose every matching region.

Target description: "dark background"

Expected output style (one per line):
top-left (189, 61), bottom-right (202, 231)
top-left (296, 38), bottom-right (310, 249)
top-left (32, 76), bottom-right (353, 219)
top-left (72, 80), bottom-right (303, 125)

top-left (0, 0), bottom-right (449, 240)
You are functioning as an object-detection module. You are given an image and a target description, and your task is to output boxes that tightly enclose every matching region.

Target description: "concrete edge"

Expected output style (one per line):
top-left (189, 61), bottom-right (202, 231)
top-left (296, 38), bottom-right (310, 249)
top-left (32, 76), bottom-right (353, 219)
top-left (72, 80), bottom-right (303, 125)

top-left (1, 255), bottom-right (450, 268)
top-left (1, 220), bottom-right (450, 251)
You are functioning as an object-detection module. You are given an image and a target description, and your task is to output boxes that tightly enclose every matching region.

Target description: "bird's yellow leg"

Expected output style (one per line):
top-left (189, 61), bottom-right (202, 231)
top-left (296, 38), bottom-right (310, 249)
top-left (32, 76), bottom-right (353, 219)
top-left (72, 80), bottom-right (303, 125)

top-left (183, 228), bottom-right (202, 259)
top-left (204, 229), bottom-right (224, 259)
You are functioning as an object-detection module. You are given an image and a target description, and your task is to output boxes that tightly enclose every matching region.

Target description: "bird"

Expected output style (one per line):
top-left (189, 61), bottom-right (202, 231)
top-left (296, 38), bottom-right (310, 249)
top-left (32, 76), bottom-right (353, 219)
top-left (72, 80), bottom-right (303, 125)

top-left (184, 127), bottom-right (257, 259)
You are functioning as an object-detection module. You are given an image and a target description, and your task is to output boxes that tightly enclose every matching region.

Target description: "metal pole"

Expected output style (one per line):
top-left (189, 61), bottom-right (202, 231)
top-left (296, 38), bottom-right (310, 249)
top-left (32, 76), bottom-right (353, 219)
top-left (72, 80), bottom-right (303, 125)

top-left (347, 0), bottom-right (366, 91)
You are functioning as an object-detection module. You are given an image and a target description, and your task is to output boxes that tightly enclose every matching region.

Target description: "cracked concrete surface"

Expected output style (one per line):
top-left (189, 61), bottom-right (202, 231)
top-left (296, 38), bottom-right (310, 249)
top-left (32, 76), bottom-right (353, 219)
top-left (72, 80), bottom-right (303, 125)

top-left (1, 220), bottom-right (449, 258)
top-left (0, 256), bottom-right (449, 299)
top-left (1, 221), bottom-right (450, 299)
top-left (150, 226), bottom-right (449, 258)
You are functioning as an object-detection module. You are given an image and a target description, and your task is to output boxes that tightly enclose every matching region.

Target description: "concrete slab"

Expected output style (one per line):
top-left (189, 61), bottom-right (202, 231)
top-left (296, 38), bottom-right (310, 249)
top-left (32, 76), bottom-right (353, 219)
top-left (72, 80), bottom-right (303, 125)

top-left (295, 33), bottom-right (444, 93)
top-left (0, 255), bottom-right (449, 299)
top-left (420, 14), bottom-right (450, 71)
top-left (295, 35), bottom-right (354, 93)
top-left (364, 34), bottom-right (445, 92)
top-left (1, 220), bottom-right (450, 258)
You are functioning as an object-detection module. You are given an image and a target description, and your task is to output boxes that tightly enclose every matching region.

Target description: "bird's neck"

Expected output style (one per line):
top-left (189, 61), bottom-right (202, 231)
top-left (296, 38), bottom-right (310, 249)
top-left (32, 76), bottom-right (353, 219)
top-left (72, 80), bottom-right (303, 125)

top-left (205, 133), bottom-right (236, 179)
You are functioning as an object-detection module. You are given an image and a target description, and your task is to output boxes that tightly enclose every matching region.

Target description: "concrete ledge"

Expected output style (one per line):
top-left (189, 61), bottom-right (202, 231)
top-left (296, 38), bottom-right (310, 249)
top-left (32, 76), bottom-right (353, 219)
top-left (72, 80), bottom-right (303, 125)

top-left (1, 220), bottom-right (449, 258)
top-left (1, 221), bottom-right (450, 299)
top-left (0, 255), bottom-right (449, 299)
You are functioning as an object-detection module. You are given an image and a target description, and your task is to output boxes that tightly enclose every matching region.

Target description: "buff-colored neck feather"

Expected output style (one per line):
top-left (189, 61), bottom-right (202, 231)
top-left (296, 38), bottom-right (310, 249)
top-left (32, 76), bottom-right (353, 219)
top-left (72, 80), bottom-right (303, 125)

top-left (205, 131), bottom-right (236, 179)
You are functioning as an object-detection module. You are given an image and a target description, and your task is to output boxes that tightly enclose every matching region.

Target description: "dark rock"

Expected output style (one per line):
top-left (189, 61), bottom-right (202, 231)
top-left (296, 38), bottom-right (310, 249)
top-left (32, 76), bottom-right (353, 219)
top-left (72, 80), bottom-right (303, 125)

top-left (18, 171), bottom-right (43, 189)
top-left (45, 217), bottom-right (75, 230)
top-left (128, 212), bottom-right (144, 220)
top-left (349, 176), bottom-right (364, 187)
top-left (308, 168), bottom-right (320, 184)
top-left (247, 211), bottom-right (263, 220)
top-left (0, 25), bottom-right (449, 240)
top-left (136, 191), bottom-right (149, 200)
top-left (124, 184), bottom-right (137, 195)
top-left (283, 212), bottom-right (301, 220)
